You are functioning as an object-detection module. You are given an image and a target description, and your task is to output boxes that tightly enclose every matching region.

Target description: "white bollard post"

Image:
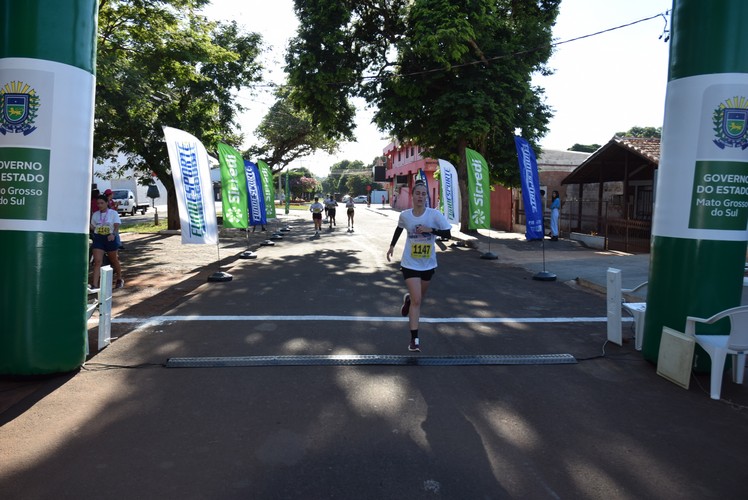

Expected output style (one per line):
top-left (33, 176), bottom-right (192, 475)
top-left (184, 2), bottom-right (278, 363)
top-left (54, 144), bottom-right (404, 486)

top-left (98, 266), bottom-right (113, 350)
top-left (607, 268), bottom-right (622, 346)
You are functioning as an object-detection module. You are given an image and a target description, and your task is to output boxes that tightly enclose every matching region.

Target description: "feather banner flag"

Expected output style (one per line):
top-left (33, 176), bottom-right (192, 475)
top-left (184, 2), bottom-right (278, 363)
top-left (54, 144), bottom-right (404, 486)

top-left (163, 126), bottom-right (218, 244)
top-left (244, 160), bottom-right (267, 227)
top-left (438, 159), bottom-right (461, 226)
top-left (465, 148), bottom-right (490, 230)
top-left (257, 160), bottom-right (276, 219)
top-left (514, 136), bottom-right (544, 240)
top-left (217, 143), bottom-right (248, 229)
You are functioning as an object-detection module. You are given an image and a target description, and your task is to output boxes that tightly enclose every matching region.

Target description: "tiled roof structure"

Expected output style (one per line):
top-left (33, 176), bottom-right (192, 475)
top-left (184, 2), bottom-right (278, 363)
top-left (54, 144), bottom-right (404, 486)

top-left (562, 136), bottom-right (660, 185)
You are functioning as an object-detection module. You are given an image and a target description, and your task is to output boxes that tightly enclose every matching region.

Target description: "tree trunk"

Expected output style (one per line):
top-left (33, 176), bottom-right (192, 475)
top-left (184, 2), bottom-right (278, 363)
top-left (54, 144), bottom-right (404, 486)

top-left (167, 185), bottom-right (181, 231)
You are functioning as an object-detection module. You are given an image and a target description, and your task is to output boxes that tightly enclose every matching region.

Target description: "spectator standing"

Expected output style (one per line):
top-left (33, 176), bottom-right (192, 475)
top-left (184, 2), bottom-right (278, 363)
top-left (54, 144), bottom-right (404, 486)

top-left (550, 190), bottom-right (560, 241)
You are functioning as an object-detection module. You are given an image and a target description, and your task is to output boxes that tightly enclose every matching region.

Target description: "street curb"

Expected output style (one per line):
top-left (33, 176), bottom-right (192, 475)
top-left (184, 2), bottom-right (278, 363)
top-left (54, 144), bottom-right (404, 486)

top-left (576, 276), bottom-right (646, 301)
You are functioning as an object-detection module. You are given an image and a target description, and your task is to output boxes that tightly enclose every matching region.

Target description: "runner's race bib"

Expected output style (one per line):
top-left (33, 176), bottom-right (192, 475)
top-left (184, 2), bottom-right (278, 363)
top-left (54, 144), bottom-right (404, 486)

top-left (410, 243), bottom-right (431, 259)
top-left (96, 226), bottom-right (110, 235)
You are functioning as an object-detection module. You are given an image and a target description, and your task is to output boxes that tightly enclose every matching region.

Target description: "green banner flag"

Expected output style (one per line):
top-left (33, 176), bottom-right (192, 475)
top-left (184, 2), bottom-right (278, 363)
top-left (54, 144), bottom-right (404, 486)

top-left (465, 148), bottom-right (490, 229)
top-left (217, 143), bottom-right (248, 228)
top-left (257, 160), bottom-right (276, 219)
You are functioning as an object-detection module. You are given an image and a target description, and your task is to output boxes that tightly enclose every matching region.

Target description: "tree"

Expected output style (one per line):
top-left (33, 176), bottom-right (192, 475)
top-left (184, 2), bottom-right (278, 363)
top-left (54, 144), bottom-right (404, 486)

top-left (324, 159), bottom-right (366, 193)
top-left (615, 126), bottom-right (662, 138)
top-left (285, 167), bottom-right (319, 199)
top-left (568, 143), bottom-right (601, 153)
top-left (246, 87), bottom-right (340, 173)
top-left (286, 0), bottom-right (560, 231)
top-left (95, 0), bottom-right (263, 229)
top-left (344, 174), bottom-right (374, 195)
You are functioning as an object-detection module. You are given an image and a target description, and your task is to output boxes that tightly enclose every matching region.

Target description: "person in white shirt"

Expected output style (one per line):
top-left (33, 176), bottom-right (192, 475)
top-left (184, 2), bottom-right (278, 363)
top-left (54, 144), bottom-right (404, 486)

top-left (386, 181), bottom-right (451, 352)
top-left (309, 197), bottom-right (324, 236)
top-left (345, 196), bottom-right (355, 231)
top-left (90, 195), bottom-right (124, 288)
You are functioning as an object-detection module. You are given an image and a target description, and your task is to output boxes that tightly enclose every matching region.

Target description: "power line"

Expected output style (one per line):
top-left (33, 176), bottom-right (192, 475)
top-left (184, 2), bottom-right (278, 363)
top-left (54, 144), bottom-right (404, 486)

top-left (249, 9), bottom-right (670, 90)
top-left (348, 10), bottom-right (671, 83)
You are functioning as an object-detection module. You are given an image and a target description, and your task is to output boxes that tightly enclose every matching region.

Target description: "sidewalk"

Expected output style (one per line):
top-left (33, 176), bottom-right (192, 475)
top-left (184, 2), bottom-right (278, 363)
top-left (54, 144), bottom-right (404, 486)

top-left (367, 206), bottom-right (651, 299)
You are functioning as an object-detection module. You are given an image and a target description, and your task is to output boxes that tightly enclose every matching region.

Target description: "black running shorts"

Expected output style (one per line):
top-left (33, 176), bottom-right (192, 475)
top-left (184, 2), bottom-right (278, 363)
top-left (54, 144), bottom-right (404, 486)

top-left (401, 266), bottom-right (435, 281)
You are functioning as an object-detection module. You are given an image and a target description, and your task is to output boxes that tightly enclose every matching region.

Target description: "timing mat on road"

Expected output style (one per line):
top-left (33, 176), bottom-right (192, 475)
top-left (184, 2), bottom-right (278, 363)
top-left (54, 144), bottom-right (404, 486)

top-left (113, 315), bottom-right (630, 325)
top-left (165, 353), bottom-right (577, 368)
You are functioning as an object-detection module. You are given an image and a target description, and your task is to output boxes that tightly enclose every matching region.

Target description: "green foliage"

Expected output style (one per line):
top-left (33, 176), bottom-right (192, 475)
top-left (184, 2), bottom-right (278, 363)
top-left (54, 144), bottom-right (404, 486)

top-left (285, 168), bottom-right (319, 199)
top-left (568, 143), bottom-right (601, 153)
top-left (286, 0), bottom-right (560, 229)
top-left (95, 0), bottom-right (263, 227)
top-left (615, 126), bottom-right (662, 138)
top-left (246, 87), bottom-right (340, 173)
top-left (344, 174), bottom-right (373, 195)
top-left (323, 159), bottom-right (367, 193)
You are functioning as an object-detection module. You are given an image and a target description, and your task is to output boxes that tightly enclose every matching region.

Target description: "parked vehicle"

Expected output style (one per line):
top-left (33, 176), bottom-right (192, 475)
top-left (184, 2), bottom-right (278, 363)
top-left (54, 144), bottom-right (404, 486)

top-left (353, 195), bottom-right (368, 204)
top-left (110, 186), bottom-right (149, 216)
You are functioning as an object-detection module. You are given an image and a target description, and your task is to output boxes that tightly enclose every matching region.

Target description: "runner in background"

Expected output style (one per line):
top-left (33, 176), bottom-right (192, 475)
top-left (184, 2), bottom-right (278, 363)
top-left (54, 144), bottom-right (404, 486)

top-left (91, 195), bottom-right (124, 289)
top-left (325, 194), bottom-right (338, 229)
top-left (309, 196), bottom-right (324, 237)
top-left (345, 196), bottom-right (355, 232)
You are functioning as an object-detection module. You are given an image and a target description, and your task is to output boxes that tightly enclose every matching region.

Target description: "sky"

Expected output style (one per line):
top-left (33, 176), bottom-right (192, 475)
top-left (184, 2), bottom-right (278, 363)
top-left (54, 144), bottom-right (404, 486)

top-left (202, 0), bottom-right (673, 176)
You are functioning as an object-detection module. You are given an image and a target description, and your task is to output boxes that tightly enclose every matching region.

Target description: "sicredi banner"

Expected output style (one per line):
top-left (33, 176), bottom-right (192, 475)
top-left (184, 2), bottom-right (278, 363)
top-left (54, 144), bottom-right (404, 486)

top-left (438, 159), bottom-right (460, 225)
top-left (465, 148), bottom-right (490, 230)
top-left (163, 126), bottom-right (218, 245)
top-left (257, 159), bottom-right (276, 219)
top-left (514, 136), bottom-right (544, 240)
top-left (244, 160), bottom-right (266, 227)
top-left (217, 143), bottom-right (248, 229)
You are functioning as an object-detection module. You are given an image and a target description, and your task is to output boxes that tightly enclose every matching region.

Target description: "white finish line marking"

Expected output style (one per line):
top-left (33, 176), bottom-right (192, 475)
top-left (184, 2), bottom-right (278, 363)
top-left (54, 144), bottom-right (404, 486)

top-left (112, 315), bottom-right (631, 325)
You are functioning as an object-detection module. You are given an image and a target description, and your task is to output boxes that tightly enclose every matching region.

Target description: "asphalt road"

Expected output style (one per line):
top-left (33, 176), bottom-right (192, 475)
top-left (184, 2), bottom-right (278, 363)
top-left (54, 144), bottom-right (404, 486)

top-left (1, 207), bottom-right (747, 499)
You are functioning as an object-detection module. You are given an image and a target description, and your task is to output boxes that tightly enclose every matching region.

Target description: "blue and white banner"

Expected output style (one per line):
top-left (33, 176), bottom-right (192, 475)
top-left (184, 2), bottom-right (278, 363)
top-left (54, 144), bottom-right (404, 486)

top-left (244, 160), bottom-right (267, 227)
top-left (438, 159), bottom-right (460, 225)
top-left (417, 168), bottom-right (431, 208)
top-left (514, 136), bottom-right (543, 240)
top-left (163, 126), bottom-right (218, 245)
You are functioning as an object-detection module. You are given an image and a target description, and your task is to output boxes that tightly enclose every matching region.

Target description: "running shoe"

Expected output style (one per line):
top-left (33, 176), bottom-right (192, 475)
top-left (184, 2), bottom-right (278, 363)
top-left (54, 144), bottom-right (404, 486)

top-left (400, 293), bottom-right (411, 317)
top-left (408, 338), bottom-right (420, 352)
top-left (115, 279), bottom-right (125, 289)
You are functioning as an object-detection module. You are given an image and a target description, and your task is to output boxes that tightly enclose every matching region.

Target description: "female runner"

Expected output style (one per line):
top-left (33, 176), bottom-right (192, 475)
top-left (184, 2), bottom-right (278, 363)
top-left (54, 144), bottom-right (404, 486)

top-left (386, 181), bottom-right (451, 352)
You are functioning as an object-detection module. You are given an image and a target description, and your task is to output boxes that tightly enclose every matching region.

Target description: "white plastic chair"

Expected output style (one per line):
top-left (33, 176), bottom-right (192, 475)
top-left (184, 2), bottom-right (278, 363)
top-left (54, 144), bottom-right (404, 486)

top-left (622, 281), bottom-right (648, 351)
top-left (685, 305), bottom-right (748, 400)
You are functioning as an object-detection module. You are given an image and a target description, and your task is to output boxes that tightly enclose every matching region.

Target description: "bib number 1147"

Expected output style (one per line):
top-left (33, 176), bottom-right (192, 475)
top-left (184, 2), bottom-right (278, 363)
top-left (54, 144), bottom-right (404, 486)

top-left (410, 243), bottom-right (431, 259)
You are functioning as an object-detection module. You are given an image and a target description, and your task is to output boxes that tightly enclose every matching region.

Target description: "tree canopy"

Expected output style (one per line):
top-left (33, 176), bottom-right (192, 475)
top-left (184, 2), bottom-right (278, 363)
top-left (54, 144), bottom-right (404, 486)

top-left (95, 0), bottom-right (263, 228)
top-left (286, 0), bottom-right (560, 230)
top-left (246, 87), bottom-right (340, 173)
top-left (615, 126), bottom-right (662, 138)
top-left (284, 167), bottom-right (319, 199)
top-left (568, 143), bottom-right (601, 153)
